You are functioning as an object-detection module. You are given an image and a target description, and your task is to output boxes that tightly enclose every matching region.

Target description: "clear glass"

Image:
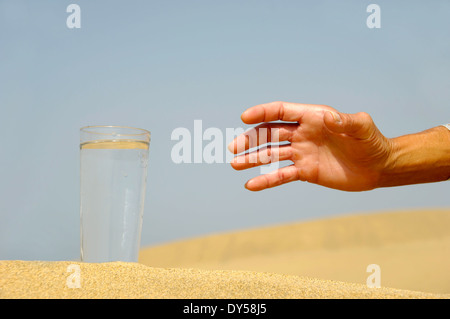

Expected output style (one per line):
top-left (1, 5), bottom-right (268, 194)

top-left (80, 126), bottom-right (151, 262)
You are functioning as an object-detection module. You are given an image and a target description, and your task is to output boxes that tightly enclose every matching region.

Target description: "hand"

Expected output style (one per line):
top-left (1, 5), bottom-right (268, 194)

top-left (228, 101), bottom-right (394, 191)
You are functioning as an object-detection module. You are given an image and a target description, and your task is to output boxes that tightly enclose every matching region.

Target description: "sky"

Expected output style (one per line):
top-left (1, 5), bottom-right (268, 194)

top-left (0, 0), bottom-right (449, 261)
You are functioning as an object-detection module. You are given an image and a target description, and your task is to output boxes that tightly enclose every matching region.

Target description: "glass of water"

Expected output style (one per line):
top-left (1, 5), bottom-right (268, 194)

top-left (80, 126), bottom-right (150, 262)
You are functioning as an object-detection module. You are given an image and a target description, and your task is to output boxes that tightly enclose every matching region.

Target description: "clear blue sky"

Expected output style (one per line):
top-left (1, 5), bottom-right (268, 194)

top-left (1, 0), bottom-right (449, 261)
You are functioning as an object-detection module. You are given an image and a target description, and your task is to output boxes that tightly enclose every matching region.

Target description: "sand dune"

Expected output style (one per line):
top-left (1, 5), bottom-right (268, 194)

top-left (2, 209), bottom-right (449, 299)
top-left (139, 209), bottom-right (450, 294)
top-left (1, 260), bottom-right (447, 299)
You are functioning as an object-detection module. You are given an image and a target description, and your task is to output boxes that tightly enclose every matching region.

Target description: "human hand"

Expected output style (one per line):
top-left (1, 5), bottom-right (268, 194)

top-left (228, 101), bottom-right (393, 191)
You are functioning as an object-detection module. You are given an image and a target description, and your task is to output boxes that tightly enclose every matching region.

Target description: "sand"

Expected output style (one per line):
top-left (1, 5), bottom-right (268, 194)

top-left (2, 209), bottom-right (449, 299)
top-left (139, 209), bottom-right (450, 294)
top-left (1, 260), bottom-right (448, 299)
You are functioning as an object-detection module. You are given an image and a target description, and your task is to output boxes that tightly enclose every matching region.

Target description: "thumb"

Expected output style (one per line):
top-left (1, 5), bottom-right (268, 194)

top-left (324, 111), bottom-right (375, 140)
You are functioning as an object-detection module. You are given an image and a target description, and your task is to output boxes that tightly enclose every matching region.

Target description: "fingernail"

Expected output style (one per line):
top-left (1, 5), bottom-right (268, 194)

top-left (329, 111), bottom-right (341, 124)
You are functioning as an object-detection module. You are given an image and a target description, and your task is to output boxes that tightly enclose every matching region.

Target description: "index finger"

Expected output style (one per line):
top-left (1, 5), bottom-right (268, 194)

top-left (241, 101), bottom-right (315, 124)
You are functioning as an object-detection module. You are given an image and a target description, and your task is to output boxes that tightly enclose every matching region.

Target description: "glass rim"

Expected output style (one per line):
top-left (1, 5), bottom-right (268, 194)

top-left (80, 125), bottom-right (151, 137)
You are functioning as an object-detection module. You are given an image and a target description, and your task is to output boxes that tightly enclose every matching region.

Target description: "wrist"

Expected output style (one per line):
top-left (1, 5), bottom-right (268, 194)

top-left (377, 126), bottom-right (450, 188)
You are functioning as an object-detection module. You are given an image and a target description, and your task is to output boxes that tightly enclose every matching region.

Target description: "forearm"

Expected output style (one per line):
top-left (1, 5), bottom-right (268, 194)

top-left (378, 125), bottom-right (450, 188)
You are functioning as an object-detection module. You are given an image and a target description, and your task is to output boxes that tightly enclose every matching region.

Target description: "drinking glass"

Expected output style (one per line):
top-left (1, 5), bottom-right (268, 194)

top-left (80, 126), bottom-right (150, 262)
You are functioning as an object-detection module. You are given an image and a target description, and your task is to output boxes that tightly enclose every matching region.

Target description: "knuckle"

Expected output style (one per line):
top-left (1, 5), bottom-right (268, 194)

top-left (278, 104), bottom-right (285, 121)
top-left (358, 112), bottom-right (373, 123)
top-left (277, 169), bottom-right (286, 183)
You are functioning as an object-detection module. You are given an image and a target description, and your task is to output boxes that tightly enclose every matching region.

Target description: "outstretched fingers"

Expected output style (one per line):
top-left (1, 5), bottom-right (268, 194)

top-left (228, 123), bottom-right (298, 154)
top-left (231, 145), bottom-right (294, 170)
top-left (240, 101), bottom-right (312, 124)
top-left (244, 165), bottom-right (303, 191)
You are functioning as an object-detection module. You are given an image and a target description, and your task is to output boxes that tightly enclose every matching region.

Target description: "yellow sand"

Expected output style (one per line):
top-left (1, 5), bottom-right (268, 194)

top-left (139, 209), bottom-right (450, 294)
top-left (2, 208), bottom-right (449, 298)
top-left (1, 260), bottom-right (447, 299)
